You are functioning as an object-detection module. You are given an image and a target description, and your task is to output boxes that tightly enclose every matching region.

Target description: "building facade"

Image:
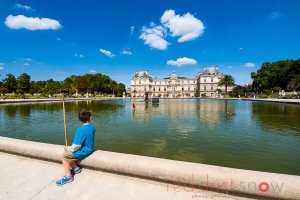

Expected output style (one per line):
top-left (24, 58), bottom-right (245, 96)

top-left (131, 66), bottom-right (232, 98)
top-left (197, 66), bottom-right (233, 97)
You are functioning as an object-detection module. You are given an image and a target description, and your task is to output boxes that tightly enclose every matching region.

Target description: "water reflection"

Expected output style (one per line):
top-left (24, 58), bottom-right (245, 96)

top-left (197, 100), bottom-right (236, 127)
top-left (1, 99), bottom-right (300, 175)
top-left (251, 102), bottom-right (300, 135)
top-left (130, 99), bottom-right (250, 133)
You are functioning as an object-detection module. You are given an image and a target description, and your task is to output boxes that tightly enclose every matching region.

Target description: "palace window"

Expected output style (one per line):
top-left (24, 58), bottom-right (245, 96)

top-left (159, 88), bottom-right (161, 91)
top-left (204, 86), bottom-right (206, 91)
top-left (153, 88), bottom-right (155, 91)
top-left (144, 88), bottom-right (146, 91)
top-left (188, 87), bottom-right (190, 91)
top-left (182, 88), bottom-right (184, 91)
top-left (211, 78), bottom-right (213, 83)
top-left (164, 88), bottom-right (166, 91)
top-left (204, 79), bottom-right (206, 83)
top-left (211, 86), bottom-right (213, 90)
top-left (139, 80), bottom-right (141, 84)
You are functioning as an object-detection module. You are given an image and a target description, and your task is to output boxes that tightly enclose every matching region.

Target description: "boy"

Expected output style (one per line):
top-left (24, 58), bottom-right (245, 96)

top-left (56, 109), bottom-right (96, 186)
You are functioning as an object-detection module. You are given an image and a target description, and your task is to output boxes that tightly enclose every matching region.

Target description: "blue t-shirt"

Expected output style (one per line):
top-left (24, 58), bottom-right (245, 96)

top-left (71, 123), bottom-right (96, 159)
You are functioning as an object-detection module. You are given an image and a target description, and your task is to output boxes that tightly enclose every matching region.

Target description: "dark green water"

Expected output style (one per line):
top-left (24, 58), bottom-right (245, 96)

top-left (1, 99), bottom-right (300, 175)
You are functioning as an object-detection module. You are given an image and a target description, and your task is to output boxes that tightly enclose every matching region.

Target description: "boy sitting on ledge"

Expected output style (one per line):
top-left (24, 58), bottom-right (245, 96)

top-left (56, 109), bottom-right (96, 186)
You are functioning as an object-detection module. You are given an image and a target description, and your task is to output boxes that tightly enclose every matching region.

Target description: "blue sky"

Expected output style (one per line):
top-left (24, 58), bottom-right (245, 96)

top-left (0, 0), bottom-right (300, 87)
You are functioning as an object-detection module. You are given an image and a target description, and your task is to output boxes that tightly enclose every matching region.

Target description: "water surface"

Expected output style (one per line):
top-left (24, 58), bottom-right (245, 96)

top-left (0, 99), bottom-right (299, 175)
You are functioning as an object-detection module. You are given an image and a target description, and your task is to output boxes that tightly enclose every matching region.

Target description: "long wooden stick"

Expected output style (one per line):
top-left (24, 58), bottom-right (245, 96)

top-left (62, 98), bottom-right (68, 146)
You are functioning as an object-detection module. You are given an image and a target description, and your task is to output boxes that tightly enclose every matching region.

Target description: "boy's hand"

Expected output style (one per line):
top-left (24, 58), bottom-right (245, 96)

top-left (64, 146), bottom-right (68, 152)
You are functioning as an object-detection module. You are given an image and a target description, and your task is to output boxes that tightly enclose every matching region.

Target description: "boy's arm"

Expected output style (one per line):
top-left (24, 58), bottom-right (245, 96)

top-left (67, 144), bottom-right (82, 152)
top-left (67, 128), bottom-right (85, 152)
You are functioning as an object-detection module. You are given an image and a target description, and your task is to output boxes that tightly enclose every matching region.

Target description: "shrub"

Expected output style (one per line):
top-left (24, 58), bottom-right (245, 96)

top-left (273, 86), bottom-right (281, 92)
top-left (263, 89), bottom-right (272, 96)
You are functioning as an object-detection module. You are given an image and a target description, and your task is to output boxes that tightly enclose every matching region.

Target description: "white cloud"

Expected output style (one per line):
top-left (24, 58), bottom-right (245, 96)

top-left (140, 24), bottom-right (169, 50)
top-left (0, 63), bottom-right (4, 70)
top-left (167, 57), bottom-right (197, 66)
top-left (89, 70), bottom-right (96, 73)
top-left (100, 49), bottom-right (115, 57)
top-left (15, 3), bottom-right (34, 11)
top-left (161, 9), bottom-right (205, 42)
top-left (244, 62), bottom-right (256, 68)
top-left (120, 50), bottom-right (132, 55)
top-left (270, 11), bottom-right (282, 19)
top-left (239, 47), bottom-right (243, 50)
top-left (227, 66), bottom-right (233, 69)
top-left (75, 54), bottom-right (84, 58)
top-left (140, 9), bottom-right (204, 49)
top-left (5, 15), bottom-right (62, 30)
top-left (24, 63), bottom-right (30, 66)
top-left (56, 37), bottom-right (61, 41)
top-left (130, 26), bottom-right (134, 34)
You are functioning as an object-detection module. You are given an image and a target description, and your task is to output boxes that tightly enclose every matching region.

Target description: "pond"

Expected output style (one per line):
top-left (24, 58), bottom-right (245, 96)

top-left (0, 99), bottom-right (299, 175)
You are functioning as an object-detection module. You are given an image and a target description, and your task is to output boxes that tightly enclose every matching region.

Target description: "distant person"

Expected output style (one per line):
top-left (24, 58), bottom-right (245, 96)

top-left (226, 112), bottom-right (236, 116)
top-left (56, 109), bottom-right (96, 186)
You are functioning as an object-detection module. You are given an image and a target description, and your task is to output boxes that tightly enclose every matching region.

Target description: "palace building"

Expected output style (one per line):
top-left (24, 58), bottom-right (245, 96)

top-left (130, 66), bottom-right (232, 98)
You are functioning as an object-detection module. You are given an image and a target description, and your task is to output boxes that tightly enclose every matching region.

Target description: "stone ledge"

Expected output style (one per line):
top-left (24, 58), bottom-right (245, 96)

top-left (0, 136), bottom-right (299, 199)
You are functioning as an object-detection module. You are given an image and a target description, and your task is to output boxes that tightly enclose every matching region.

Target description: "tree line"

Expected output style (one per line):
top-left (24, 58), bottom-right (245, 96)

top-left (229, 59), bottom-right (300, 97)
top-left (251, 59), bottom-right (300, 92)
top-left (209, 59), bottom-right (299, 98)
top-left (0, 73), bottom-right (126, 97)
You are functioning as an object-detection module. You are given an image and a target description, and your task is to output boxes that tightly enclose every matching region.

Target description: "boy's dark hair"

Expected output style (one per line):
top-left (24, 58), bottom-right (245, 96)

top-left (78, 109), bottom-right (91, 123)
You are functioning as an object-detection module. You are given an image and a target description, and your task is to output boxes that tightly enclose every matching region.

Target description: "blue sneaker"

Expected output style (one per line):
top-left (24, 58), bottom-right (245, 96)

top-left (73, 167), bottom-right (81, 174)
top-left (56, 175), bottom-right (74, 186)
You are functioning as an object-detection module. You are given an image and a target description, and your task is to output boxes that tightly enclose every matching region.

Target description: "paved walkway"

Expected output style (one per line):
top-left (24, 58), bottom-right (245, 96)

top-left (242, 98), bottom-right (300, 104)
top-left (0, 152), bottom-right (256, 200)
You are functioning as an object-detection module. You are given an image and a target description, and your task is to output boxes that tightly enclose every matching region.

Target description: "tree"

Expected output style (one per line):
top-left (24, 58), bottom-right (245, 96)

top-left (1, 72), bottom-right (126, 97)
top-left (0, 74), bottom-right (8, 94)
top-left (218, 75), bottom-right (235, 94)
top-left (62, 76), bottom-right (77, 95)
top-left (3, 74), bottom-right (17, 93)
top-left (17, 73), bottom-right (31, 94)
top-left (109, 80), bottom-right (117, 96)
top-left (216, 89), bottom-right (222, 93)
top-left (46, 79), bottom-right (61, 95)
top-left (115, 83), bottom-right (126, 97)
top-left (229, 85), bottom-right (245, 97)
top-left (251, 59), bottom-right (300, 91)
top-left (29, 81), bottom-right (47, 95)
top-left (76, 76), bottom-right (91, 94)
top-left (0, 86), bottom-right (8, 95)
top-left (288, 74), bottom-right (300, 91)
